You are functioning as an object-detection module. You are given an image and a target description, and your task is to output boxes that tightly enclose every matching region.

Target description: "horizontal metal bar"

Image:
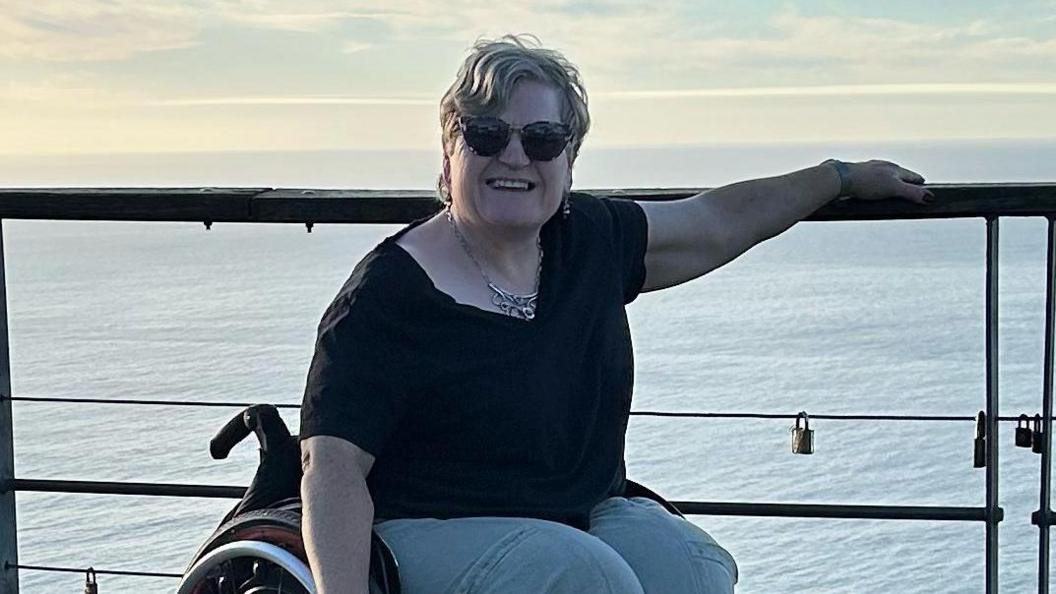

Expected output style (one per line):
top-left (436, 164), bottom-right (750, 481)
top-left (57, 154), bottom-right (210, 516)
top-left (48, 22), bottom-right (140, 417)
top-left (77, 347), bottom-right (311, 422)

top-left (5, 395), bottom-right (1044, 422)
top-left (640, 412), bottom-right (1056, 423)
top-left (3, 395), bottom-right (299, 409)
top-left (5, 479), bottom-right (998, 522)
top-left (1, 184), bottom-right (1054, 223)
top-left (7, 479), bottom-right (245, 499)
top-left (6, 562), bottom-right (180, 579)
top-left (634, 411), bottom-right (979, 421)
top-left (672, 501), bottom-right (999, 521)
top-left (0, 188), bottom-right (264, 222)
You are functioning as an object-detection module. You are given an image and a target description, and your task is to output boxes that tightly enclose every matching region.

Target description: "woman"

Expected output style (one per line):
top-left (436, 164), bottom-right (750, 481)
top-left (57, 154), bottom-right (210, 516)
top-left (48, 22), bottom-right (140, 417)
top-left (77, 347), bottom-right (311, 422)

top-left (299, 35), bottom-right (931, 594)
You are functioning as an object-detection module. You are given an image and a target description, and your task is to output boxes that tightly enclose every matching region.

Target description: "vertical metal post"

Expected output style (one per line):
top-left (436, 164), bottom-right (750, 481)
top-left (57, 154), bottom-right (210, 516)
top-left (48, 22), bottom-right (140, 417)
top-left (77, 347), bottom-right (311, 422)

top-left (0, 222), bottom-right (18, 594)
top-left (1038, 217), bottom-right (1056, 594)
top-left (985, 216), bottom-right (1000, 594)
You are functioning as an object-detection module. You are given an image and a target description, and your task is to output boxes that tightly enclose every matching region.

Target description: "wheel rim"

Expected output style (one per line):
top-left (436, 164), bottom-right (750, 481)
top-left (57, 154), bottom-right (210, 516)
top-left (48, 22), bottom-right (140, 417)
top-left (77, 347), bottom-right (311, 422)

top-left (176, 541), bottom-right (315, 594)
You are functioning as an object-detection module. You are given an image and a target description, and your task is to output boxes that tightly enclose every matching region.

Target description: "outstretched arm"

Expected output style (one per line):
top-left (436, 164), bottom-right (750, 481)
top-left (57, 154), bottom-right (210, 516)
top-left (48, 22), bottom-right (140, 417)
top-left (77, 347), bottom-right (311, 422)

top-left (636, 160), bottom-right (932, 292)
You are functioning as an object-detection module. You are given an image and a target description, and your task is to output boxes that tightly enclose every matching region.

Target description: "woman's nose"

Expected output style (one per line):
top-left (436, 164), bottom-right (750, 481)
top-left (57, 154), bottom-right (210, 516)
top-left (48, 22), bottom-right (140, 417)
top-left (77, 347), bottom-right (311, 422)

top-left (498, 131), bottom-right (531, 167)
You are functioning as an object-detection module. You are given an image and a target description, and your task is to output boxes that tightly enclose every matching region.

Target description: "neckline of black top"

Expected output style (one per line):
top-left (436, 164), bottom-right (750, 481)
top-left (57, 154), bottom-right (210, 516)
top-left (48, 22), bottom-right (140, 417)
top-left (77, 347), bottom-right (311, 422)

top-left (381, 210), bottom-right (561, 327)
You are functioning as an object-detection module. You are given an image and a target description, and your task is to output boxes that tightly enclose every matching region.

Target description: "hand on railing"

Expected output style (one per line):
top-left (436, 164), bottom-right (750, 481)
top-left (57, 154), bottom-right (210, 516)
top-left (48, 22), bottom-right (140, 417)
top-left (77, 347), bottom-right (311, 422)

top-left (838, 159), bottom-right (934, 204)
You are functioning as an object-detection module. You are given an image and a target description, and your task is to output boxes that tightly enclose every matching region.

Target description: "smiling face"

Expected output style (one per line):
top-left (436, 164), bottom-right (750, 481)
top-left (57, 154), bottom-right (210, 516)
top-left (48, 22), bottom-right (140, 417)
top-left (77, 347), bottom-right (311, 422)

top-left (445, 78), bottom-right (572, 232)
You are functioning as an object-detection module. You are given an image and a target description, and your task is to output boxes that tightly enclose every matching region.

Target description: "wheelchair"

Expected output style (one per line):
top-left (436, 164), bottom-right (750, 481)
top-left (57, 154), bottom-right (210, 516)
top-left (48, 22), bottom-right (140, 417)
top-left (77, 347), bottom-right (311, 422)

top-left (176, 404), bottom-right (682, 594)
top-left (176, 404), bottom-right (400, 594)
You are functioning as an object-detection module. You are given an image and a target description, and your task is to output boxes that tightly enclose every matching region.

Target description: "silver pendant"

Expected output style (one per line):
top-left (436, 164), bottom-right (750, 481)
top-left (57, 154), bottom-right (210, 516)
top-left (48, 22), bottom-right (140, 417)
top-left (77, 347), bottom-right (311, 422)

top-left (488, 282), bottom-right (538, 320)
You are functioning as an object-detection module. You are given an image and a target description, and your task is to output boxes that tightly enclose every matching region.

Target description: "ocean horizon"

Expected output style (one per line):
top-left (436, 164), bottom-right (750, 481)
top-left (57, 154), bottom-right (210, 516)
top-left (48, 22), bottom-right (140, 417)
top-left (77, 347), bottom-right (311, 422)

top-left (2, 138), bottom-right (1054, 189)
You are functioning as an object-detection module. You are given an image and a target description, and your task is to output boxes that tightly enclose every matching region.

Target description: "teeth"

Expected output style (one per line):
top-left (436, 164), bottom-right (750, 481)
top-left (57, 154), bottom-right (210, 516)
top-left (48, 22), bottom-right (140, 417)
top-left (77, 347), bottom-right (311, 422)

top-left (488, 179), bottom-right (532, 190)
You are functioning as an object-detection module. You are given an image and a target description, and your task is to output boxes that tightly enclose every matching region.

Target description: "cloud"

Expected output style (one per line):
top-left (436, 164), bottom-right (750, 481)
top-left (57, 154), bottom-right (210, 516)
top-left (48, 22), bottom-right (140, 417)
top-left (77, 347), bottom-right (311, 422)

top-left (671, 10), bottom-right (1056, 84)
top-left (341, 40), bottom-right (373, 54)
top-left (0, 0), bottom-right (682, 64)
top-left (0, 1), bottom-right (201, 61)
top-left (3, 0), bottom-right (1054, 92)
top-left (217, 9), bottom-right (391, 33)
top-left (133, 82), bottom-right (1056, 110)
top-left (0, 0), bottom-right (389, 61)
top-left (148, 95), bottom-right (433, 106)
top-left (342, 3), bottom-right (1056, 88)
top-left (601, 83), bottom-right (1056, 100)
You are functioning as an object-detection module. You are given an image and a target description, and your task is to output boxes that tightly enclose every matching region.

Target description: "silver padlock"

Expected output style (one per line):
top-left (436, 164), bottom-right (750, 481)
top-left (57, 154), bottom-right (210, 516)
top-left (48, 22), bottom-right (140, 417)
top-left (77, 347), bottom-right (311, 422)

top-left (792, 411), bottom-right (814, 455)
top-left (84, 567), bottom-right (98, 594)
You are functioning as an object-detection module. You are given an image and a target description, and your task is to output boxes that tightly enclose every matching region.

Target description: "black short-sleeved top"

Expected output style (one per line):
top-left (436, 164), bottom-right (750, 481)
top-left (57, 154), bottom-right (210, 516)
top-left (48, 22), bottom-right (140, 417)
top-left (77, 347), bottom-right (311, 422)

top-left (299, 192), bottom-right (649, 529)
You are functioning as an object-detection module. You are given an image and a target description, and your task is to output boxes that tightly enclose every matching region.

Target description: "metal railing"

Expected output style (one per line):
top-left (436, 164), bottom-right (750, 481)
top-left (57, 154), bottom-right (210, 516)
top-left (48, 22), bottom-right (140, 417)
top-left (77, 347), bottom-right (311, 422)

top-left (1, 183), bottom-right (1055, 592)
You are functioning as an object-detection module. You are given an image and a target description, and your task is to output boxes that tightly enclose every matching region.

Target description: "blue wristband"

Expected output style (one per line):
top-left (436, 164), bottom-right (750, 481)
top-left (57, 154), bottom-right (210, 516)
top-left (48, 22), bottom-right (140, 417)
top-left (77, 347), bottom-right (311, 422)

top-left (824, 159), bottom-right (852, 197)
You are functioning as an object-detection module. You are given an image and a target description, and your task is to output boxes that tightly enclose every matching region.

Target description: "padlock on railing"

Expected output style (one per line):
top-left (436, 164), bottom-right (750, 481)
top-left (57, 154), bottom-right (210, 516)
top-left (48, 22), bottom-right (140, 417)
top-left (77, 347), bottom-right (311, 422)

top-left (1034, 413), bottom-right (1046, 455)
top-left (1016, 414), bottom-right (1033, 448)
top-left (84, 567), bottom-right (98, 594)
top-left (974, 411), bottom-right (987, 468)
top-left (791, 411), bottom-right (813, 455)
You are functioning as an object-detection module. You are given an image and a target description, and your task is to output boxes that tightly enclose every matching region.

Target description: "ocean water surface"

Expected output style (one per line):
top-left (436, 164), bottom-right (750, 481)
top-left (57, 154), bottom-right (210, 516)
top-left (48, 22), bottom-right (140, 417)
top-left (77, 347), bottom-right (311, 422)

top-left (2, 140), bottom-right (1055, 592)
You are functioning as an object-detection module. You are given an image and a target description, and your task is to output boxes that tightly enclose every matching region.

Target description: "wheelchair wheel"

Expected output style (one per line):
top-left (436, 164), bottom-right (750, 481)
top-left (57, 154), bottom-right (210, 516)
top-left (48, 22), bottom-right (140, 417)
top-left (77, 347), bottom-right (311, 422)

top-left (177, 540), bottom-right (314, 594)
top-left (178, 507), bottom-right (313, 594)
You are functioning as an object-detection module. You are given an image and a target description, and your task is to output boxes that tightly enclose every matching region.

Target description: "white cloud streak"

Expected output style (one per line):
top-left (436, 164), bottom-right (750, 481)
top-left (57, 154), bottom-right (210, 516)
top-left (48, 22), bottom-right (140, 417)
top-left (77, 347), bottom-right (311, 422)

top-left (603, 83), bottom-right (1056, 99)
top-left (150, 95), bottom-right (433, 106)
top-left (341, 40), bottom-right (372, 54)
top-left (143, 82), bottom-right (1056, 109)
top-left (217, 8), bottom-right (394, 32)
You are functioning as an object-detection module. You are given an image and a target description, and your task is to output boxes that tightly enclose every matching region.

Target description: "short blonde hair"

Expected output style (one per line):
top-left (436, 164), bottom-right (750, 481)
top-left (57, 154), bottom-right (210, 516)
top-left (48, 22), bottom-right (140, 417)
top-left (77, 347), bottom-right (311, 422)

top-left (437, 35), bottom-right (590, 203)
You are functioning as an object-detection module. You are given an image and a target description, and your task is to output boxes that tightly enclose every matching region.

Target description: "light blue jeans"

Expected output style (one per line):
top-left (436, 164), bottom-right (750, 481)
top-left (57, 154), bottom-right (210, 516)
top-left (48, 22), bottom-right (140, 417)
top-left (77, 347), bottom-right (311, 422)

top-left (373, 497), bottom-right (738, 593)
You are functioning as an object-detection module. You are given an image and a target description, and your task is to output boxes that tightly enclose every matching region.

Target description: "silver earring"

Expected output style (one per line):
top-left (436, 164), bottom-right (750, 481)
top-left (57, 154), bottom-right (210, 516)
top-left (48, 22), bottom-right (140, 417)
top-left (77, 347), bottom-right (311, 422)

top-left (561, 191), bottom-right (571, 218)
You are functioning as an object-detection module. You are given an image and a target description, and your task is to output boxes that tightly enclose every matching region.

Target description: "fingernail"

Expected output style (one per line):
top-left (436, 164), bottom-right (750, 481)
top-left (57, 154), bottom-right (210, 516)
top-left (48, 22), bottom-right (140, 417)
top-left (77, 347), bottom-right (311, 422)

top-left (923, 194), bottom-right (935, 204)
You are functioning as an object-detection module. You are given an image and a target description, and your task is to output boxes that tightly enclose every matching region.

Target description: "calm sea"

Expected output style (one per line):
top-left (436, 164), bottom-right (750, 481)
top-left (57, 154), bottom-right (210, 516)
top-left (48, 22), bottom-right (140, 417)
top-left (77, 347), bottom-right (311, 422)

top-left (2, 140), bottom-right (1055, 592)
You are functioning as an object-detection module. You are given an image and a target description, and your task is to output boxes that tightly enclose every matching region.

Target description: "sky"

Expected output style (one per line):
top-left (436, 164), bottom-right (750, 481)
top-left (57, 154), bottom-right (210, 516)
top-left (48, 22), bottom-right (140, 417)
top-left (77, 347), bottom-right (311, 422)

top-left (2, 0), bottom-right (1055, 155)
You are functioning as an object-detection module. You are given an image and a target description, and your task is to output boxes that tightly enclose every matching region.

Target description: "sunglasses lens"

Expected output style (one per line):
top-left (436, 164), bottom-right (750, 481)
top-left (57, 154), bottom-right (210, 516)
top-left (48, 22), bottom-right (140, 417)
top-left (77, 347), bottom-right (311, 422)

top-left (522, 122), bottom-right (571, 161)
top-left (460, 117), bottom-right (571, 161)
top-left (461, 117), bottom-right (508, 156)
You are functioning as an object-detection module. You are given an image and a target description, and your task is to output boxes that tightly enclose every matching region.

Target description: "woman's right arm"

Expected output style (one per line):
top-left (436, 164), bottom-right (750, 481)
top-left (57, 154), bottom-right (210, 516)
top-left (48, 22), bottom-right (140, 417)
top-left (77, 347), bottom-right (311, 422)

top-left (301, 435), bottom-right (377, 594)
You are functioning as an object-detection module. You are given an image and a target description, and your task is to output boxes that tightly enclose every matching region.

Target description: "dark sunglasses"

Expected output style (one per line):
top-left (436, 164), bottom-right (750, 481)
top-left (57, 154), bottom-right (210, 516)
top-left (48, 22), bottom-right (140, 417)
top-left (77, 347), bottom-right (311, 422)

top-left (458, 116), bottom-right (573, 162)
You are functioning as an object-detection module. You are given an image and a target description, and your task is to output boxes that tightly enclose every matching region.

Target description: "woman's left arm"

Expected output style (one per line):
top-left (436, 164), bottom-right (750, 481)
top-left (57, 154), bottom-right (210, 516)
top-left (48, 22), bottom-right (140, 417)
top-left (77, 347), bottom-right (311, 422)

top-left (636, 160), bottom-right (933, 292)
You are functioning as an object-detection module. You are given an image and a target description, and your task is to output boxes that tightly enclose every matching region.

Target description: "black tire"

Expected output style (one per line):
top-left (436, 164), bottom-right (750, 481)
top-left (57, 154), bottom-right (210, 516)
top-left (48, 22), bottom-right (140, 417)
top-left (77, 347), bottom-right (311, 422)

top-left (182, 507), bottom-right (309, 594)
top-left (190, 506), bottom-right (306, 571)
